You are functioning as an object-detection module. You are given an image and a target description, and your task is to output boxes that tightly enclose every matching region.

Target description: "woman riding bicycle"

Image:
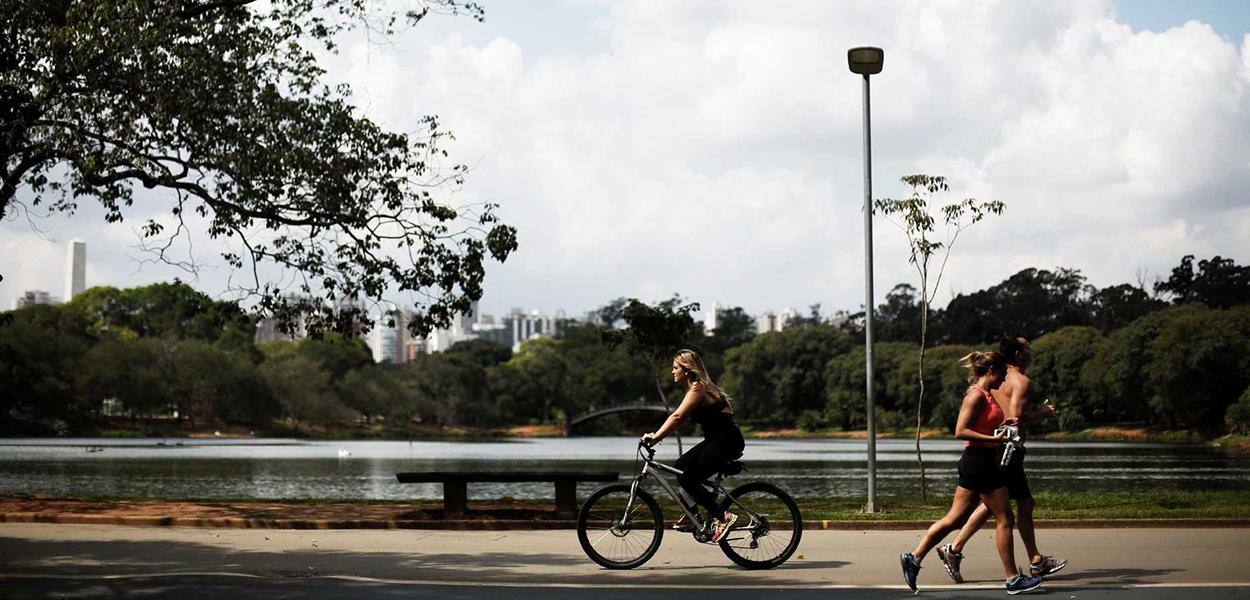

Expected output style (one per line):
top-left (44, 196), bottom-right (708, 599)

top-left (641, 348), bottom-right (745, 543)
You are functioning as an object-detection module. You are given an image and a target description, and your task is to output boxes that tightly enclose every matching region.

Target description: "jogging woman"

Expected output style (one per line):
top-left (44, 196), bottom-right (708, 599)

top-left (899, 351), bottom-right (1043, 595)
top-left (641, 348), bottom-right (745, 543)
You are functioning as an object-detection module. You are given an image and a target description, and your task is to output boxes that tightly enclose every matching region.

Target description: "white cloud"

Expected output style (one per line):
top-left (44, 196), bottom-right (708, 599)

top-left (3, 0), bottom-right (1248, 319)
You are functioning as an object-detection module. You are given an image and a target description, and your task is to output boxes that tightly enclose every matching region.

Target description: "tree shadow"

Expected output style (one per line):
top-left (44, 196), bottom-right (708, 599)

top-left (0, 535), bottom-right (838, 586)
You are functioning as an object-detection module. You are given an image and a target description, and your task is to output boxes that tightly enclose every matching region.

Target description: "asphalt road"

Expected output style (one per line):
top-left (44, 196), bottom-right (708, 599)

top-left (2, 524), bottom-right (1248, 598)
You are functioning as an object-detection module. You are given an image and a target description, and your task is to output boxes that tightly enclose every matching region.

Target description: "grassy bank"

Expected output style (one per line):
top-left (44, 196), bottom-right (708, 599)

top-left (9, 489), bottom-right (1249, 522)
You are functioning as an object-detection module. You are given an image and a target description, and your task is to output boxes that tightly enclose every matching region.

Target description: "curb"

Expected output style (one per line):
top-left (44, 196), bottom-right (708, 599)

top-left (5, 512), bottom-right (1250, 531)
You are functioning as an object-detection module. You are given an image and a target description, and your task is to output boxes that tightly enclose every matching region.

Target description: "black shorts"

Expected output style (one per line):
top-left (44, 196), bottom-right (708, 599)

top-left (958, 446), bottom-right (1005, 494)
top-left (1003, 446), bottom-right (1032, 500)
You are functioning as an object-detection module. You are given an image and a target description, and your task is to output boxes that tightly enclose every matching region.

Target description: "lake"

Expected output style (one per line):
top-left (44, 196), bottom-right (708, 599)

top-left (1, 437), bottom-right (1247, 501)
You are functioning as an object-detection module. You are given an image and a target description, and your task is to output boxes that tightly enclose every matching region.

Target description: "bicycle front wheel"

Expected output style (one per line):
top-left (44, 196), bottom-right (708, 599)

top-left (718, 481), bottom-right (803, 569)
top-left (576, 483), bottom-right (663, 569)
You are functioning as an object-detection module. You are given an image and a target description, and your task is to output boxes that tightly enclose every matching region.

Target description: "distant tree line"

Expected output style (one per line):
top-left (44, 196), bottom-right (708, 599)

top-left (2, 254), bottom-right (1248, 436)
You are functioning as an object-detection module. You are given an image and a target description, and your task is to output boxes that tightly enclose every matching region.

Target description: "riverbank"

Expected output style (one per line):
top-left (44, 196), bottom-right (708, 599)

top-left (4, 489), bottom-right (1249, 529)
top-left (10, 418), bottom-right (1241, 449)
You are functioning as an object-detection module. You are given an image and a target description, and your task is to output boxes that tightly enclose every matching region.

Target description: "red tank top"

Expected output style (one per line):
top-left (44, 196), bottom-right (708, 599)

top-left (964, 385), bottom-right (1004, 448)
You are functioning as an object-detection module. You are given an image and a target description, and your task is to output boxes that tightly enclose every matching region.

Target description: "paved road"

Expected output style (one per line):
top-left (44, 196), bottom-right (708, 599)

top-left (2, 524), bottom-right (1247, 597)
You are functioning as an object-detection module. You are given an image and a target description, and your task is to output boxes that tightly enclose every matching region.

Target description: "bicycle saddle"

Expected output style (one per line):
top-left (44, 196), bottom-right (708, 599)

top-left (718, 460), bottom-right (745, 477)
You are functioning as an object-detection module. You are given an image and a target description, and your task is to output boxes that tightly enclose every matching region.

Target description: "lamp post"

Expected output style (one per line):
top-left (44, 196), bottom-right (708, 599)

top-left (848, 46), bottom-right (883, 513)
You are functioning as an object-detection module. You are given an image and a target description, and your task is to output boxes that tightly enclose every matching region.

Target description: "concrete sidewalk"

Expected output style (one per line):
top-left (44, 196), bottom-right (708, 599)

top-left (2, 523), bottom-right (1246, 589)
top-left (3, 497), bottom-right (1246, 530)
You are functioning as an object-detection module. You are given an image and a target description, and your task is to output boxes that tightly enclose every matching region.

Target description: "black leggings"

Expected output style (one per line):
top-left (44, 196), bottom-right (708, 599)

top-left (674, 436), bottom-right (744, 516)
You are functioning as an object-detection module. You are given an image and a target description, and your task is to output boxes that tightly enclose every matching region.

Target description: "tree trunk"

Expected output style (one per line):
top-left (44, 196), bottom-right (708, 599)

top-left (655, 374), bottom-right (682, 455)
top-left (915, 270), bottom-right (929, 502)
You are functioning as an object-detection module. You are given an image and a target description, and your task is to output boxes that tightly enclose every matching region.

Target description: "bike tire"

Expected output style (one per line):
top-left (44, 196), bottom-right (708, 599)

top-left (577, 483), bottom-right (664, 569)
top-left (717, 481), bottom-right (803, 569)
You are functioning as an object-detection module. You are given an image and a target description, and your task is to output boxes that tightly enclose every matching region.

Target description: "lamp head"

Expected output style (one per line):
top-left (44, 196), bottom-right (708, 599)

top-left (847, 46), bottom-right (884, 75)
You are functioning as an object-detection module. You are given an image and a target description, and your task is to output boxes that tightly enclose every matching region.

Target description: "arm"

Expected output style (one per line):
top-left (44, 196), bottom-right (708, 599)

top-left (954, 388), bottom-right (1006, 444)
top-left (1009, 378), bottom-right (1056, 424)
top-left (645, 388), bottom-right (702, 443)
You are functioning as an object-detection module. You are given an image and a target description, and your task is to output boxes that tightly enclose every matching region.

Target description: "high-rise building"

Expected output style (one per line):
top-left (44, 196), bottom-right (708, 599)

top-left (370, 303), bottom-right (410, 364)
top-left (12, 290), bottom-right (55, 310)
top-left (64, 240), bottom-right (86, 300)
top-left (704, 302), bottom-right (720, 335)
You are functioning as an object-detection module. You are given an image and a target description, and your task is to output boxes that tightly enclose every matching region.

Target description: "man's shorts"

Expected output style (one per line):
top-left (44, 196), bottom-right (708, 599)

top-left (1003, 445), bottom-right (1032, 500)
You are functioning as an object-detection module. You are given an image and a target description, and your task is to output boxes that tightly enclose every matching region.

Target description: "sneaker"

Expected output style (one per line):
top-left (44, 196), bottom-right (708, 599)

top-left (1029, 555), bottom-right (1068, 578)
top-left (899, 552), bottom-right (921, 592)
top-left (710, 512), bottom-right (738, 542)
top-left (1005, 571), bottom-right (1043, 595)
top-left (671, 513), bottom-right (695, 533)
top-left (936, 543), bottom-right (964, 583)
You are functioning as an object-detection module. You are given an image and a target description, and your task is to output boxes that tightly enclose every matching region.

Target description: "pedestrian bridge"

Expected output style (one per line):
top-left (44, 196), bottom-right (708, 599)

top-left (566, 401), bottom-right (668, 430)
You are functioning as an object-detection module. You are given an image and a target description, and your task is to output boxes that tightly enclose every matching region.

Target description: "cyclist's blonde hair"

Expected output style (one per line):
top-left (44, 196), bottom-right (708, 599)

top-left (673, 348), bottom-right (730, 405)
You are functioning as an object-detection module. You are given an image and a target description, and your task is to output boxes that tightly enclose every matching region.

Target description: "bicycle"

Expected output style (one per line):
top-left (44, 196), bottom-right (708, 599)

top-left (576, 440), bottom-right (803, 570)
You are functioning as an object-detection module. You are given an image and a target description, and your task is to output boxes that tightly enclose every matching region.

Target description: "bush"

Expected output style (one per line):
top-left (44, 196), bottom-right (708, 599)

top-left (876, 409), bottom-right (910, 433)
top-left (1058, 410), bottom-right (1088, 433)
top-left (796, 410), bottom-right (827, 432)
top-left (1226, 388), bottom-right (1250, 435)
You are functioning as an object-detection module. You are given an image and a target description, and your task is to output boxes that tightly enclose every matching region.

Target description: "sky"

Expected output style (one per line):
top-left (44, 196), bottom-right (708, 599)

top-left (3, 0), bottom-right (1249, 321)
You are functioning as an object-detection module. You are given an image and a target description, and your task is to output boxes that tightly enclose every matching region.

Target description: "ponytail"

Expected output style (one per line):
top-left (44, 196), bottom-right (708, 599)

top-left (960, 351), bottom-right (1007, 383)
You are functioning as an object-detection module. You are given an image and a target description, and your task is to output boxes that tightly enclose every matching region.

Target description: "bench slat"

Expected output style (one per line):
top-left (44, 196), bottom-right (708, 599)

top-left (395, 472), bottom-right (618, 484)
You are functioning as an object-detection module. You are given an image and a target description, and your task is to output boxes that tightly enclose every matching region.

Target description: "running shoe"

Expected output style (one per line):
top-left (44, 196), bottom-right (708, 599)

top-left (899, 552), bottom-right (921, 592)
top-left (936, 543), bottom-right (964, 583)
top-left (1005, 571), bottom-right (1043, 595)
top-left (710, 512), bottom-right (737, 542)
top-left (671, 513), bottom-right (695, 533)
top-left (1029, 555), bottom-right (1068, 578)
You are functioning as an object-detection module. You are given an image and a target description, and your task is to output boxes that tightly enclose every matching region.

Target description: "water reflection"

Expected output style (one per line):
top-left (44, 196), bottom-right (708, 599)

top-left (1, 437), bottom-right (1247, 500)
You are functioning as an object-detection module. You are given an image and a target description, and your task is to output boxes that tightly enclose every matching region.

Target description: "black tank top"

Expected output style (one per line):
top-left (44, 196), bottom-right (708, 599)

top-left (692, 392), bottom-right (739, 438)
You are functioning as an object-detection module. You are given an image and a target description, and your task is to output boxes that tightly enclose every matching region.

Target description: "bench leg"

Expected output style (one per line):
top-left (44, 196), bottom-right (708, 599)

top-left (555, 481), bottom-right (577, 519)
top-left (444, 481), bottom-right (467, 518)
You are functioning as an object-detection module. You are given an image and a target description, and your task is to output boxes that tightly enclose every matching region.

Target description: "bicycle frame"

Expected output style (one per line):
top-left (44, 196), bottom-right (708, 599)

top-left (625, 443), bottom-right (752, 534)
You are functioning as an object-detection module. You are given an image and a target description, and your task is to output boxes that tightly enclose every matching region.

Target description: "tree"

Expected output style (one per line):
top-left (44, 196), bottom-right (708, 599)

top-left (722, 325), bottom-right (852, 425)
top-left (874, 174), bottom-right (1004, 500)
top-left (1088, 283), bottom-right (1166, 332)
top-left (874, 283), bottom-right (924, 342)
top-left (603, 296), bottom-right (701, 453)
top-left (3, 0), bottom-right (516, 337)
top-left (1226, 387), bottom-right (1250, 435)
top-left (1155, 255), bottom-right (1250, 309)
top-left (446, 338), bottom-right (512, 367)
top-left (0, 304), bottom-right (94, 429)
top-left (68, 282), bottom-right (255, 347)
top-left (1029, 326), bottom-right (1104, 425)
top-left (940, 268), bottom-right (1092, 344)
top-left (1144, 306), bottom-right (1250, 430)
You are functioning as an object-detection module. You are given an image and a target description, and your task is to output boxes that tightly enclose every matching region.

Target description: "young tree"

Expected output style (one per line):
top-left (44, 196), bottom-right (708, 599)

top-left (604, 296), bottom-right (700, 453)
top-left (874, 174), bottom-right (1004, 500)
top-left (3, 1), bottom-right (516, 337)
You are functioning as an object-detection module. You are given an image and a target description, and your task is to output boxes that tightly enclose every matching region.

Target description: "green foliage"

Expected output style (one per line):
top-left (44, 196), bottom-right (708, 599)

top-left (261, 356), bottom-right (351, 425)
top-left (3, 0), bottom-right (514, 337)
top-left (446, 338), bottom-right (512, 367)
top-left (723, 325), bottom-right (853, 424)
top-left (1145, 306), bottom-right (1250, 429)
top-left (1225, 388), bottom-right (1250, 434)
top-left (941, 268), bottom-right (1092, 344)
top-left (1029, 326), bottom-right (1105, 424)
top-left (795, 410), bottom-right (827, 432)
top-left (1156, 255), bottom-right (1250, 309)
top-left (0, 304), bottom-right (94, 427)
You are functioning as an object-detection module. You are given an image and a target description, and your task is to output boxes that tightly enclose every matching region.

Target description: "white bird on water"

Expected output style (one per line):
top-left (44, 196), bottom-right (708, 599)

top-left (337, 449), bottom-right (352, 458)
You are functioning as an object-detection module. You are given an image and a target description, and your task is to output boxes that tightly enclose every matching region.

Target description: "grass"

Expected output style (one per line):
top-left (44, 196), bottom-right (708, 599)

top-left (21, 489), bottom-right (1250, 522)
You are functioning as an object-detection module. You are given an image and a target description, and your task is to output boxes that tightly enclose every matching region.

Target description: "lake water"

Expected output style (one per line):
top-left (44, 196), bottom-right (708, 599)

top-left (2, 437), bottom-right (1247, 501)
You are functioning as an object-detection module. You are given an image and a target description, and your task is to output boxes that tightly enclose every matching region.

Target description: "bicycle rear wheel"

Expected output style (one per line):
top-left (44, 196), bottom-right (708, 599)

top-left (717, 481), bottom-right (803, 569)
top-left (577, 483), bottom-right (663, 569)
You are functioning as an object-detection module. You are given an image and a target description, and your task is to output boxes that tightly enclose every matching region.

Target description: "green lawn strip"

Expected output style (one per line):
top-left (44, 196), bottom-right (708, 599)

top-left (8, 489), bottom-right (1250, 521)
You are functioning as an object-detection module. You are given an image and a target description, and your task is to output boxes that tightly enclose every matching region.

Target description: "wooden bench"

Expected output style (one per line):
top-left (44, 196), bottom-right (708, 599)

top-left (395, 471), bottom-right (619, 518)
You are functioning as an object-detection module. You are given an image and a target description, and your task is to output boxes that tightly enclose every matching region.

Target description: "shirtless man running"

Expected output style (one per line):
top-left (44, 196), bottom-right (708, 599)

top-left (935, 336), bottom-right (1068, 583)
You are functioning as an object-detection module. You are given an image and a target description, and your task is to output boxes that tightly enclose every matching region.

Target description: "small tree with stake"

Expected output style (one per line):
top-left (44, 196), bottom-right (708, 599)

top-left (603, 296), bottom-right (700, 455)
top-left (875, 174), bottom-right (1004, 501)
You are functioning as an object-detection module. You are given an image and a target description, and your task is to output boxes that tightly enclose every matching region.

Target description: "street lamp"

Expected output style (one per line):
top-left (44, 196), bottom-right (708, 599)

top-left (848, 46), bottom-right (882, 513)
